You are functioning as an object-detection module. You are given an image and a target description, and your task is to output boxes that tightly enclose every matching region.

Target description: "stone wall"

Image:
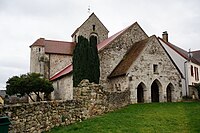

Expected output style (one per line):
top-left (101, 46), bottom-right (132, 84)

top-left (0, 80), bottom-right (130, 133)
top-left (108, 76), bottom-right (128, 91)
top-left (49, 54), bottom-right (72, 77)
top-left (72, 13), bottom-right (109, 44)
top-left (30, 46), bottom-right (45, 74)
top-left (0, 100), bottom-right (86, 133)
top-left (128, 36), bottom-right (182, 103)
top-left (52, 74), bottom-right (73, 100)
top-left (99, 22), bottom-right (148, 88)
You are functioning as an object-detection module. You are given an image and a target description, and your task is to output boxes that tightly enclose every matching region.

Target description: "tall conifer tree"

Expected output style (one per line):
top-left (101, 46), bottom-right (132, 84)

top-left (73, 35), bottom-right (100, 87)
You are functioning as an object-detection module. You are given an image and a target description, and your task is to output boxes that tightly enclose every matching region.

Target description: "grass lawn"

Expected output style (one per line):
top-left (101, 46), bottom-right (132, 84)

top-left (48, 102), bottom-right (200, 133)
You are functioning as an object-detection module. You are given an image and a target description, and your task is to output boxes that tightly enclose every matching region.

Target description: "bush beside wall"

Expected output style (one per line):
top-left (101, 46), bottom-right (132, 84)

top-left (0, 80), bottom-right (130, 133)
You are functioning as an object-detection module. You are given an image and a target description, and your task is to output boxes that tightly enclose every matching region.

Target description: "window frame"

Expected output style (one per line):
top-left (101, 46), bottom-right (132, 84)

top-left (153, 64), bottom-right (158, 74)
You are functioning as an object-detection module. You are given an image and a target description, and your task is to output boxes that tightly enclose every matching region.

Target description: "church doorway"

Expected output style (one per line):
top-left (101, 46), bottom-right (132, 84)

top-left (151, 80), bottom-right (160, 102)
top-left (137, 83), bottom-right (145, 103)
top-left (166, 83), bottom-right (173, 102)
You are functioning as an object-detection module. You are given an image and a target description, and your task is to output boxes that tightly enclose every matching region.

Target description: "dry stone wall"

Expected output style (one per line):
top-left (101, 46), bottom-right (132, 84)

top-left (0, 80), bottom-right (130, 133)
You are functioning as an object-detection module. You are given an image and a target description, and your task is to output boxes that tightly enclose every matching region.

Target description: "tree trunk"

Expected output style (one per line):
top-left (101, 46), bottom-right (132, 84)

top-left (34, 92), bottom-right (43, 101)
top-left (27, 94), bottom-right (35, 102)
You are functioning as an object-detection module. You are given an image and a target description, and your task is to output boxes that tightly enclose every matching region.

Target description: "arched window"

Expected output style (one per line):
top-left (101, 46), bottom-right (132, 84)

top-left (151, 79), bottom-right (162, 102)
top-left (89, 34), bottom-right (98, 46)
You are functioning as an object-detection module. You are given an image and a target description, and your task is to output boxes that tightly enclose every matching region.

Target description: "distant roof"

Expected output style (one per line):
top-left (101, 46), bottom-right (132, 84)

top-left (71, 13), bottom-right (109, 37)
top-left (108, 36), bottom-right (151, 78)
top-left (50, 22), bottom-right (141, 81)
top-left (30, 38), bottom-right (76, 55)
top-left (158, 37), bottom-right (200, 65)
top-left (0, 90), bottom-right (6, 98)
top-left (192, 50), bottom-right (200, 64)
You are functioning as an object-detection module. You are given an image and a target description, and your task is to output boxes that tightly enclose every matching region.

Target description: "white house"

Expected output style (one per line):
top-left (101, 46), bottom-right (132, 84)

top-left (159, 32), bottom-right (200, 99)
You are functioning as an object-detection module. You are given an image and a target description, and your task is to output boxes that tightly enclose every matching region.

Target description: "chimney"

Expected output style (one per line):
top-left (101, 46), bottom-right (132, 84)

top-left (162, 31), bottom-right (168, 42)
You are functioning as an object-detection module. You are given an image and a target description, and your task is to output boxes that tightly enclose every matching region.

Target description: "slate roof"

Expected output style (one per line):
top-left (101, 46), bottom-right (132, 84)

top-left (159, 37), bottom-right (200, 65)
top-left (50, 22), bottom-right (141, 81)
top-left (30, 38), bottom-right (76, 55)
top-left (192, 50), bottom-right (200, 64)
top-left (108, 36), bottom-right (151, 78)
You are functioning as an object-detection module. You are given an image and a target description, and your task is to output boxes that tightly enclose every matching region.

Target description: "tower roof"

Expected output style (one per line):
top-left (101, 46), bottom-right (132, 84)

top-left (30, 38), bottom-right (76, 55)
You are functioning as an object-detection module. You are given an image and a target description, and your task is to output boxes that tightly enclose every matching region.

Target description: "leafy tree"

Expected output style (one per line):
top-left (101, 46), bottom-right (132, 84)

top-left (6, 73), bottom-right (54, 102)
top-left (73, 35), bottom-right (100, 87)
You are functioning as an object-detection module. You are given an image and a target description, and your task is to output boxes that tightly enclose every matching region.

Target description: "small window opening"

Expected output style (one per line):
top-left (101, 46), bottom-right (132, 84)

top-left (39, 48), bottom-right (41, 52)
top-left (191, 65), bottom-right (194, 76)
top-left (129, 76), bottom-right (132, 81)
top-left (194, 67), bottom-right (199, 81)
top-left (153, 64), bottom-right (158, 74)
top-left (92, 25), bottom-right (95, 31)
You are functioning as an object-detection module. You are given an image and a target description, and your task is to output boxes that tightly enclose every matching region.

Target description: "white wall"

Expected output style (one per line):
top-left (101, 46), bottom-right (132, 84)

top-left (159, 40), bottom-right (188, 96)
top-left (187, 62), bottom-right (200, 85)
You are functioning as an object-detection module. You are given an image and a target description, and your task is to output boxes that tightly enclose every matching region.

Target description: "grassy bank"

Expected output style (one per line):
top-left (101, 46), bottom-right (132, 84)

top-left (48, 102), bottom-right (200, 133)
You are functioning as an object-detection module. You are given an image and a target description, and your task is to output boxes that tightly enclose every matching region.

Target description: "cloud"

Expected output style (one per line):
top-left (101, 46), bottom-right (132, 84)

top-left (0, 0), bottom-right (200, 89)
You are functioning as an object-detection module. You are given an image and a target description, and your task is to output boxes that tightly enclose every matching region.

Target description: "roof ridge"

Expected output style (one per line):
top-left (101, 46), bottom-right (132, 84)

top-left (45, 39), bottom-right (75, 44)
top-left (158, 37), bottom-right (200, 65)
top-left (158, 37), bottom-right (188, 59)
top-left (157, 37), bottom-right (184, 78)
top-left (71, 12), bottom-right (109, 37)
top-left (191, 50), bottom-right (200, 53)
top-left (30, 38), bottom-right (45, 47)
top-left (98, 22), bottom-right (142, 51)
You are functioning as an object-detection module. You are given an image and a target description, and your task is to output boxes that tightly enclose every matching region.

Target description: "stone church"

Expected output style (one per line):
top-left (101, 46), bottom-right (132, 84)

top-left (30, 13), bottom-right (182, 103)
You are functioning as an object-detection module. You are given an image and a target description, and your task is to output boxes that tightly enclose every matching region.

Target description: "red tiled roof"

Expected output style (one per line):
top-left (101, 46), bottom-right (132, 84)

top-left (50, 64), bottom-right (72, 81)
top-left (30, 38), bottom-right (76, 55)
top-left (50, 23), bottom-right (134, 81)
top-left (45, 40), bottom-right (76, 55)
top-left (108, 36), bottom-right (151, 78)
top-left (30, 38), bottom-right (45, 47)
top-left (158, 37), bottom-right (200, 65)
top-left (50, 22), bottom-right (149, 81)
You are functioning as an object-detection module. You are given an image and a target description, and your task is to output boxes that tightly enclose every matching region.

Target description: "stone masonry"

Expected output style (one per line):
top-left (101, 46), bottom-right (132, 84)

top-left (30, 13), bottom-right (183, 104)
top-left (0, 80), bottom-right (130, 133)
top-left (72, 13), bottom-right (109, 44)
top-left (99, 22), bottom-right (148, 88)
top-left (109, 36), bottom-right (182, 103)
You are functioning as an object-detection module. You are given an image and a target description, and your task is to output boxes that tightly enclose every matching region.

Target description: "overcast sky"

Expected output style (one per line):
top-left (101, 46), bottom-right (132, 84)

top-left (0, 0), bottom-right (200, 90)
